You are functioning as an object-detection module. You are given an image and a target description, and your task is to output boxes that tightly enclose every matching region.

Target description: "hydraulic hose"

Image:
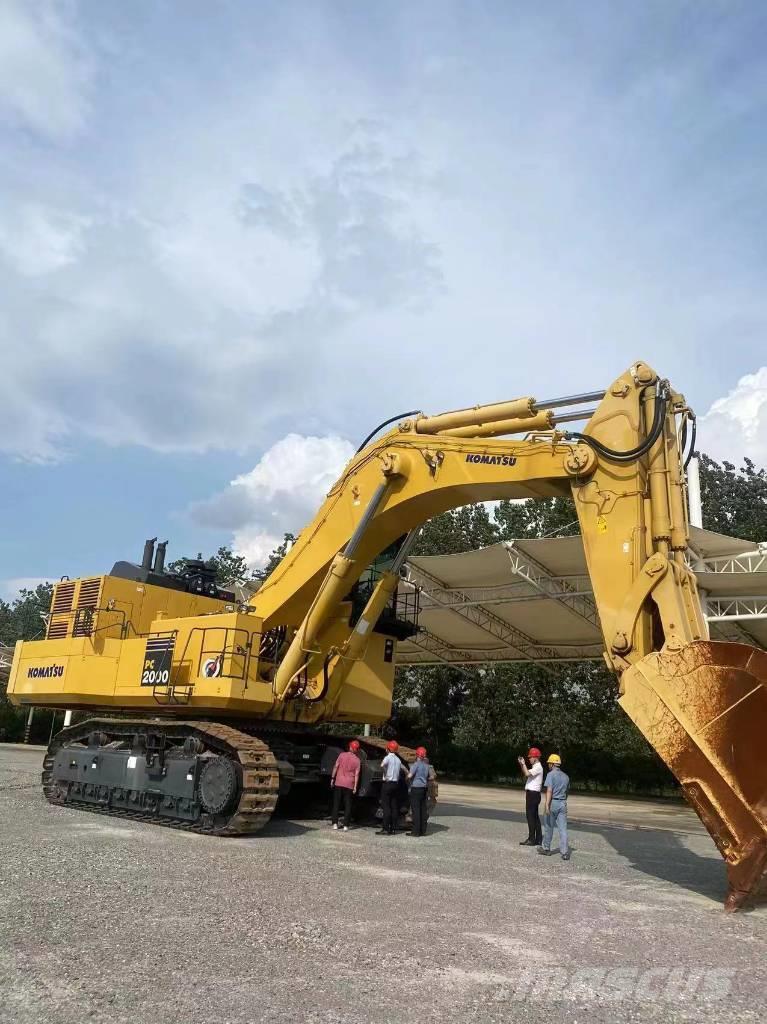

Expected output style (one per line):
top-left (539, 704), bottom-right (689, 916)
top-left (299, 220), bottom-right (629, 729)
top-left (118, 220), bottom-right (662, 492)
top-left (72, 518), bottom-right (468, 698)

top-left (563, 382), bottom-right (669, 464)
top-left (356, 410), bottom-right (421, 454)
top-left (303, 654), bottom-right (332, 704)
top-left (683, 416), bottom-right (697, 469)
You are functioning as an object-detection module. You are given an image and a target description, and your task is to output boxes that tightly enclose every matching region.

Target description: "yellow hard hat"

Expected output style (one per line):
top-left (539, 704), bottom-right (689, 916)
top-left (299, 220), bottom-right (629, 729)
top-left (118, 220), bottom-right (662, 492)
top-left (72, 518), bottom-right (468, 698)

top-left (547, 753), bottom-right (562, 765)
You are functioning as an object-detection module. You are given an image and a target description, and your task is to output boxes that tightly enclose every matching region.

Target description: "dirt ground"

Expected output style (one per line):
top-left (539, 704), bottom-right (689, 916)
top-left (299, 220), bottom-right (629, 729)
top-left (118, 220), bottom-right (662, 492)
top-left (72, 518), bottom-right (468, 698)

top-left (1, 744), bottom-right (765, 1023)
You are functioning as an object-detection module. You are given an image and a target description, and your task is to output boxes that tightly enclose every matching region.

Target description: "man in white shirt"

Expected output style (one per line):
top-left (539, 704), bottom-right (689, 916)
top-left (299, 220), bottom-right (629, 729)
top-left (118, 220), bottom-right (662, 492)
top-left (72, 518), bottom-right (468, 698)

top-left (517, 747), bottom-right (543, 846)
top-left (377, 740), bottom-right (405, 836)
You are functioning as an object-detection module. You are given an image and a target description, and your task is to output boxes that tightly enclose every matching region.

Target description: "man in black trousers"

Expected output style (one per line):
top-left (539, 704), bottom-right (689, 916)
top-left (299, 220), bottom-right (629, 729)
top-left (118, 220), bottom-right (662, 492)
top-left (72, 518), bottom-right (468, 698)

top-left (377, 739), bottom-right (405, 835)
top-left (407, 746), bottom-right (431, 837)
top-left (518, 747), bottom-right (543, 846)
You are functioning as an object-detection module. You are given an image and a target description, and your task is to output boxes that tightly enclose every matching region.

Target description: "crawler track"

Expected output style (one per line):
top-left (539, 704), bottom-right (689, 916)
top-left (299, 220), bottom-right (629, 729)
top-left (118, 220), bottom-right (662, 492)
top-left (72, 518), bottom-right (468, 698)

top-left (42, 718), bottom-right (279, 836)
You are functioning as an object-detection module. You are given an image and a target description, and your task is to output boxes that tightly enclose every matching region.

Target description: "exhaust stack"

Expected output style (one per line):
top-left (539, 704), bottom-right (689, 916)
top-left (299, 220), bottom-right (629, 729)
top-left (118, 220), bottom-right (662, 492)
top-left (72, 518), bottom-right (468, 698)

top-left (141, 538), bottom-right (157, 570)
top-left (153, 541), bottom-right (168, 575)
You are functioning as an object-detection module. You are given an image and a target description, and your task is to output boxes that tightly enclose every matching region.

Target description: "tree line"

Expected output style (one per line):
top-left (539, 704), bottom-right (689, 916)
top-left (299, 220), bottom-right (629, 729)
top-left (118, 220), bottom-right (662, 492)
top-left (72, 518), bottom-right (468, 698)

top-left (0, 582), bottom-right (54, 741)
top-left (2, 455), bottom-right (766, 793)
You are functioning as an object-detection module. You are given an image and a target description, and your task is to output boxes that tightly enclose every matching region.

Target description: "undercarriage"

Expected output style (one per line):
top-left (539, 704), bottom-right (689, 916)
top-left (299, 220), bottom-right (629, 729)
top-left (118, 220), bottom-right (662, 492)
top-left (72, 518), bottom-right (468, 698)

top-left (43, 718), bottom-right (437, 834)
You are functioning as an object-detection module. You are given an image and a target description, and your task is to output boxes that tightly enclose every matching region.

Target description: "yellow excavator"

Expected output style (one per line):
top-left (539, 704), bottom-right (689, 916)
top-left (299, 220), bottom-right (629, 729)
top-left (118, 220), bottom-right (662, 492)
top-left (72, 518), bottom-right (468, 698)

top-left (7, 360), bottom-right (767, 911)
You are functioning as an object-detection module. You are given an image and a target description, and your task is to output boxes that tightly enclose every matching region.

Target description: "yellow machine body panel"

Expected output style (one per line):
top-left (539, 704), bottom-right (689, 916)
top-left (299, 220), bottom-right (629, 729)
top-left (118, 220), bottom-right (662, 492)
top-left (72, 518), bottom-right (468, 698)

top-left (8, 598), bottom-right (395, 724)
top-left (44, 572), bottom-right (238, 642)
top-left (7, 359), bottom-right (767, 908)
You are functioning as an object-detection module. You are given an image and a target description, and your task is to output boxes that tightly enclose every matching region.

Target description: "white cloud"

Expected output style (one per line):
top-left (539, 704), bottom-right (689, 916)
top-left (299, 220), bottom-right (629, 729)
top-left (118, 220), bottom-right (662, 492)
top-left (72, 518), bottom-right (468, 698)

top-left (0, 203), bottom-right (90, 276)
top-left (699, 368), bottom-right (767, 466)
top-left (1, 4), bottom-right (767, 474)
top-left (191, 433), bottom-right (354, 566)
top-left (0, 121), bottom-right (441, 461)
top-left (0, 0), bottom-right (92, 141)
top-left (0, 576), bottom-right (50, 601)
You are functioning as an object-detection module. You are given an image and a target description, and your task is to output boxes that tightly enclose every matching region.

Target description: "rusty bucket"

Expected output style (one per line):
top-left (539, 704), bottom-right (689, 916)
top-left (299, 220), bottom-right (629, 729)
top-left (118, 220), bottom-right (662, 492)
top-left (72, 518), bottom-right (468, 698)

top-left (620, 641), bottom-right (767, 911)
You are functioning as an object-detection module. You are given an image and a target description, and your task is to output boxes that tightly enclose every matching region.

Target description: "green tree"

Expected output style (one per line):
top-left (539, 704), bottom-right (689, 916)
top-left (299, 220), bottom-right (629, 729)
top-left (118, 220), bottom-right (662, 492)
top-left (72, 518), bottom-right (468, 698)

top-left (166, 538), bottom-right (297, 588)
top-left (495, 495), bottom-right (579, 540)
top-left (413, 504), bottom-right (498, 556)
top-left (0, 583), bottom-right (54, 646)
top-left (450, 662), bottom-right (615, 752)
top-left (392, 664), bottom-right (475, 751)
top-left (255, 533), bottom-right (296, 581)
top-left (1, 582), bottom-right (55, 741)
top-left (167, 545), bottom-right (260, 588)
top-left (697, 454), bottom-right (767, 542)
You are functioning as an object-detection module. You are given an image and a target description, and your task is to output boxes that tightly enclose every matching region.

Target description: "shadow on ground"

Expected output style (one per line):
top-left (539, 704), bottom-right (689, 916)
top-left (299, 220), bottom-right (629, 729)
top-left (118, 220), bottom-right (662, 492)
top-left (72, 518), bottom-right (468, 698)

top-left (241, 819), bottom-right (316, 838)
top-left (437, 800), bottom-right (728, 904)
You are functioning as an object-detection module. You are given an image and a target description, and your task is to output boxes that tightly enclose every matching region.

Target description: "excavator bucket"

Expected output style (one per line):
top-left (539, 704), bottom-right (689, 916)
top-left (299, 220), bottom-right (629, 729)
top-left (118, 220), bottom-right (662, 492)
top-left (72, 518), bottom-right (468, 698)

top-left (620, 641), bottom-right (767, 911)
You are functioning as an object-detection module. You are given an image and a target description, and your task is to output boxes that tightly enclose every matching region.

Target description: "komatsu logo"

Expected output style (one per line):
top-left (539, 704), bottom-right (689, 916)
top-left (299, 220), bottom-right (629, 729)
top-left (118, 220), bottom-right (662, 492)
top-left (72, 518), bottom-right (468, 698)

top-left (465, 454), bottom-right (517, 466)
top-left (27, 665), bottom-right (65, 679)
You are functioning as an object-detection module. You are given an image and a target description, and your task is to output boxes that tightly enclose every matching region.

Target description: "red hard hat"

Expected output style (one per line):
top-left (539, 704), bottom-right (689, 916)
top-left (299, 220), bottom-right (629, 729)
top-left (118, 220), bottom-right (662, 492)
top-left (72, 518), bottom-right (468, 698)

top-left (349, 740), bottom-right (361, 752)
top-left (386, 740), bottom-right (399, 752)
top-left (528, 747), bottom-right (541, 758)
top-left (416, 746), bottom-right (427, 758)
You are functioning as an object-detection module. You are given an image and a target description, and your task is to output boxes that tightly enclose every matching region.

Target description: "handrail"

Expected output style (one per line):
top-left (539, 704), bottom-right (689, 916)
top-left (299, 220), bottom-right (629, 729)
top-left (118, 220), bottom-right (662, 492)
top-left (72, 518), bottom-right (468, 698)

top-left (45, 605), bottom-right (128, 640)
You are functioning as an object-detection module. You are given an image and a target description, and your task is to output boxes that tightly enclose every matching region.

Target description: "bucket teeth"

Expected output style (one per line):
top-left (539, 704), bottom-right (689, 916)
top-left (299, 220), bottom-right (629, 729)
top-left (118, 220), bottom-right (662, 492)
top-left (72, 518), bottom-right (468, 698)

top-left (620, 641), bottom-right (767, 911)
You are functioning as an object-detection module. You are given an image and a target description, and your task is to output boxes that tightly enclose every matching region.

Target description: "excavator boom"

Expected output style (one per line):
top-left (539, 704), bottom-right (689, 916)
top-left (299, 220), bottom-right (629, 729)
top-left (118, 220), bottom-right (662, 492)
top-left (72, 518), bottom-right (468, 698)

top-left (7, 360), bottom-right (767, 909)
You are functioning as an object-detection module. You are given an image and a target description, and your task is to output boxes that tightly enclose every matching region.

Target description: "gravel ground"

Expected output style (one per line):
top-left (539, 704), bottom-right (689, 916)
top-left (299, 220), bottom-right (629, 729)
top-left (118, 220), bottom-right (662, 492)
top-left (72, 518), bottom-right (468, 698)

top-left (1, 744), bottom-right (765, 1024)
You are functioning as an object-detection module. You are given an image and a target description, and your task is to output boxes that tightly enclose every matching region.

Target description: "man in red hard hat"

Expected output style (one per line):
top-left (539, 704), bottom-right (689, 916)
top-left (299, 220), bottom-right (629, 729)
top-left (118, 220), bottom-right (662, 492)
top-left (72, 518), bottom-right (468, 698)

top-left (407, 746), bottom-right (431, 837)
top-left (518, 747), bottom-right (543, 846)
top-left (330, 740), bottom-right (361, 832)
top-left (377, 739), bottom-right (405, 837)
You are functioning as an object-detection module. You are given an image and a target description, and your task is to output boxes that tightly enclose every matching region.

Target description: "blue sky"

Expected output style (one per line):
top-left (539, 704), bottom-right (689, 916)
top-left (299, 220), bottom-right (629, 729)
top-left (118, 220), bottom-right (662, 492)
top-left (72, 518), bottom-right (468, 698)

top-left (1, 1), bottom-right (767, 597)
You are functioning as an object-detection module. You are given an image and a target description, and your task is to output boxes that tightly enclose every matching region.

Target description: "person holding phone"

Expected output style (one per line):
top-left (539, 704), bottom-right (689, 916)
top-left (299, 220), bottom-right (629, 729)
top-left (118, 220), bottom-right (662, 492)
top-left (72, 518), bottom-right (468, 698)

top-left (518, 747), bottom-right (543, 846)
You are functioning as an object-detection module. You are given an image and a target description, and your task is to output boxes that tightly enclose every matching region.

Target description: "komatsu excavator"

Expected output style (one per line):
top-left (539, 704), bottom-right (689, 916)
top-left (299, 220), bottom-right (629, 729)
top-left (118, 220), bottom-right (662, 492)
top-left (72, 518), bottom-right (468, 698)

top-left (7, 361), bottom-right (767, 910)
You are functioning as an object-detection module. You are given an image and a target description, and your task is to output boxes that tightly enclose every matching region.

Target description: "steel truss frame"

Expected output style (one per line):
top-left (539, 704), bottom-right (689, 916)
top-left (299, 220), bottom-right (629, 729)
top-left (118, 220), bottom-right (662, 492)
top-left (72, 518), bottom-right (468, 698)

top-left (402, 539), bottom-right (767, 667)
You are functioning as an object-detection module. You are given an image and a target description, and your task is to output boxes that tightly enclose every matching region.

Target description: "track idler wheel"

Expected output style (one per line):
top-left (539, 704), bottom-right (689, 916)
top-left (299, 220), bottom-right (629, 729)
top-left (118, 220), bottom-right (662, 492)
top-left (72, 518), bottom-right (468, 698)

top-left (199, 756), bottom-right (240, 815)
top-left (620, 641), bottom-right (767, 911)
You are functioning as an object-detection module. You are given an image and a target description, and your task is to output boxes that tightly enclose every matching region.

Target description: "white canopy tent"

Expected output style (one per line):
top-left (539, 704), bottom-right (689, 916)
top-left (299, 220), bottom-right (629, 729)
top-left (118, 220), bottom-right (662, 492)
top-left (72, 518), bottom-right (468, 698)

top-left (398, 526), bottom-right (767, 667)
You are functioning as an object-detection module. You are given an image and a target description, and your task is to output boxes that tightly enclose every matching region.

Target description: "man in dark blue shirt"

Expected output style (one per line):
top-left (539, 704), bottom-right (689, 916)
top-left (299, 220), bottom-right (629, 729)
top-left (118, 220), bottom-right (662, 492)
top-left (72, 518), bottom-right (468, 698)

top-left (408, 746), bottom-right (431, 837)
top-left (538, 754), bottom-right (571, 860)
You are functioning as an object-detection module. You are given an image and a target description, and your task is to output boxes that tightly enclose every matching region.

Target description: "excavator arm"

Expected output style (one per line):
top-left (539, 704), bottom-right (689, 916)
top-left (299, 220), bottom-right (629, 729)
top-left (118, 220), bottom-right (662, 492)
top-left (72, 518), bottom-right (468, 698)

top-left (252, 360), bottom-right (699, 692)
top-left (249, 359), bottom-right (766, 910)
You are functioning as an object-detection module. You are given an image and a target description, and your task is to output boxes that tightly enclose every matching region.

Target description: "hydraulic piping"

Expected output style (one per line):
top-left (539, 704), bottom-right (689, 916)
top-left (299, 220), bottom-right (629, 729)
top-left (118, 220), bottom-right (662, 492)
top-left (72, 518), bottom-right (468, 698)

top-left (356, 411), bottom-right (421, 454)
top-left (683, 415), bottom-right (697, 469)
top-left (563, 382), bottom-right (670, 463)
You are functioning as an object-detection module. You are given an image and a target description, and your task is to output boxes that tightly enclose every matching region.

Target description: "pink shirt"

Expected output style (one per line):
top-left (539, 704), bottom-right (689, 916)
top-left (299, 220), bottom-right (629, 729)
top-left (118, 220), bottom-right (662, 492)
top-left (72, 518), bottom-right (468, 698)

top-left (333, 751), bottom-right (360, 790)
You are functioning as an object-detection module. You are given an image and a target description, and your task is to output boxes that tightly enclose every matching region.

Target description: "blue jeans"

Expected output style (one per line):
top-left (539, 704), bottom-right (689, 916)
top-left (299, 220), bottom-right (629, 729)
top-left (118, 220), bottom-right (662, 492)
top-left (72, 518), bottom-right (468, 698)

top-left (542, 799), bottom-right (568, 853)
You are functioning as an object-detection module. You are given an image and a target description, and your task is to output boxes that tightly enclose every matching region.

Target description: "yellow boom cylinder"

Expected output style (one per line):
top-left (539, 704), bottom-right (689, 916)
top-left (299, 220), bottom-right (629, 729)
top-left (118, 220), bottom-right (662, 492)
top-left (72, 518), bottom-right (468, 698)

top-left (440, 409), bottom-right (554, 438)
top-left (272, 552), bottom-right (356, 698)
top-left (645, 389), bottom-right (672, 557)
top-left (414, 397), bottom-right (536, 434)
top-left (272, 477), bottom-right (394, 699)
